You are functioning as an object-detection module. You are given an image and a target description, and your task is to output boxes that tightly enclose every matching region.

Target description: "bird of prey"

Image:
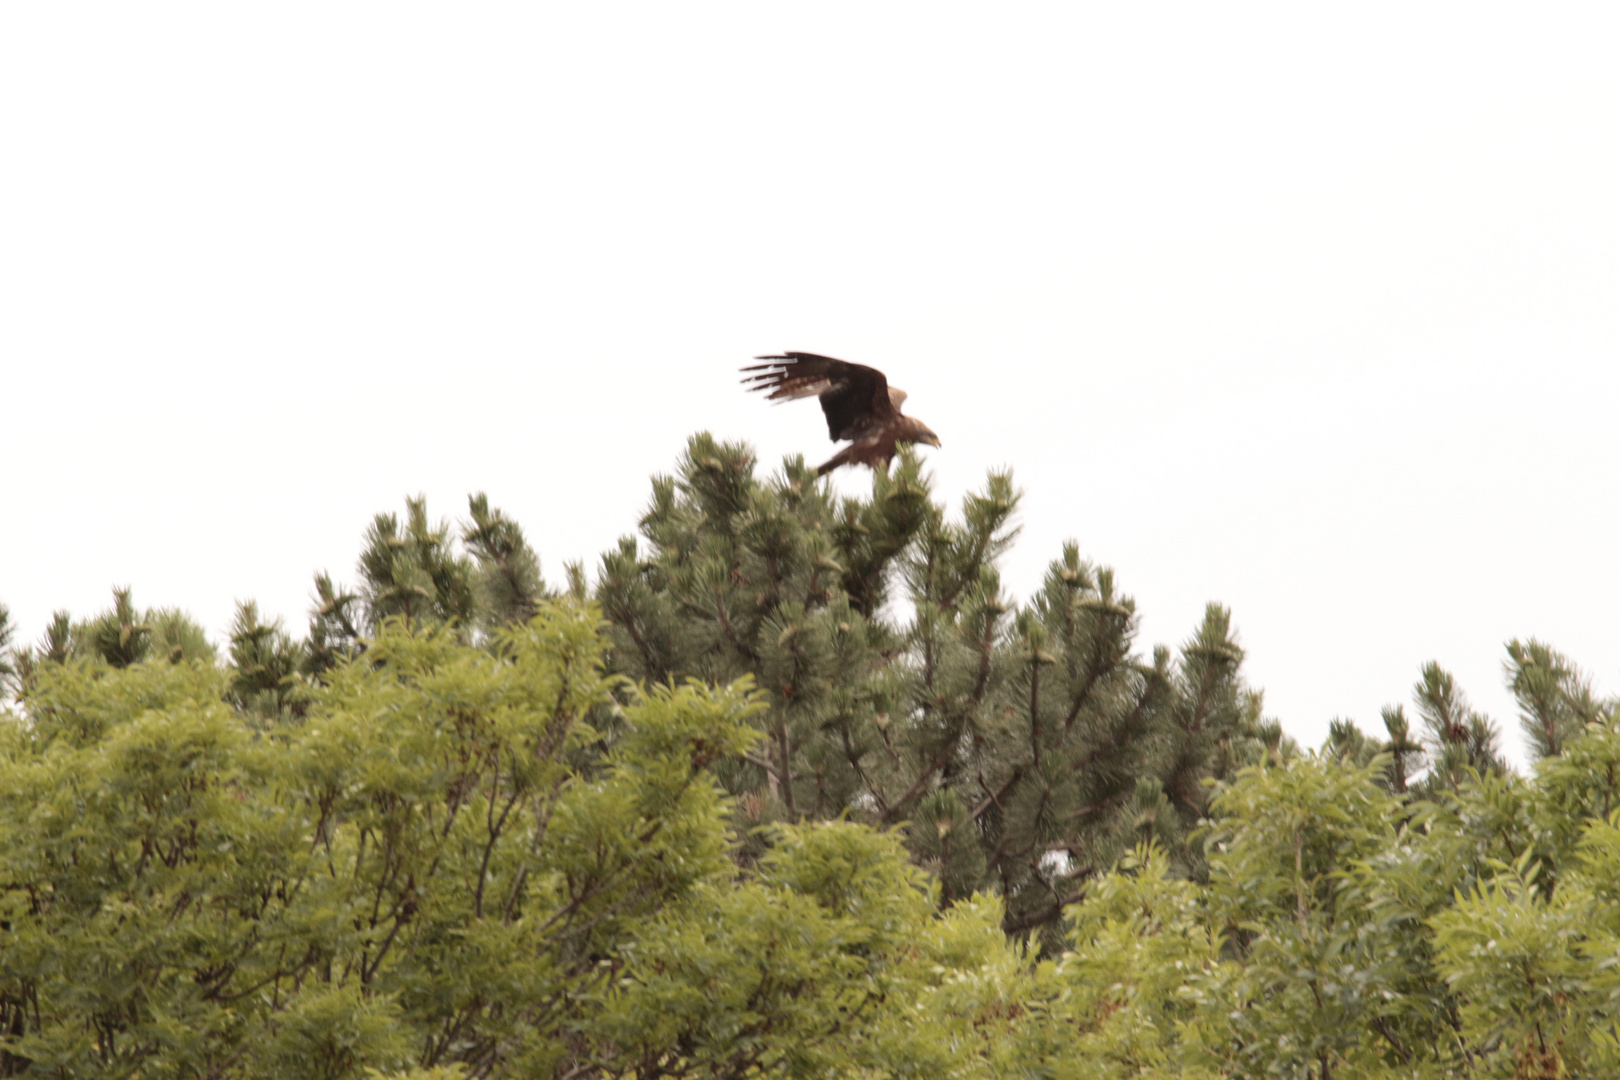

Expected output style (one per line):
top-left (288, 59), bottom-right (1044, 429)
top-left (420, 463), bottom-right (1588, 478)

top-left (741, 352), bottom-right (941, 475)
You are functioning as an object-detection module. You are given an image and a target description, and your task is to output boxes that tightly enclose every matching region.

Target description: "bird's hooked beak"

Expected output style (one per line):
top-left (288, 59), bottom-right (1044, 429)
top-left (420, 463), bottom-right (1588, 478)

top-left (922, 431), bottom-right (942, 448)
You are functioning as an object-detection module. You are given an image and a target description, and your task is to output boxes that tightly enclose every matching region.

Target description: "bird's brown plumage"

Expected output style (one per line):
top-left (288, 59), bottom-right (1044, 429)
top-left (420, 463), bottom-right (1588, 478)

top-left (741, 353), bottom-right (941, 475)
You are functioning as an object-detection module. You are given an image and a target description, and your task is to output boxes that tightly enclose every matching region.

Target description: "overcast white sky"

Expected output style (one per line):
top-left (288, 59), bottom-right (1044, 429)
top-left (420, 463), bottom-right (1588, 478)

top-left (4, 4), bottom-right (1618, 763)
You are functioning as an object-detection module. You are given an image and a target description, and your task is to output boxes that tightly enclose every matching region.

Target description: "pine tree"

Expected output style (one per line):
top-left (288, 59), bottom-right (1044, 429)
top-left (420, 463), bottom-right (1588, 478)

top-left (0, 603), bottom-right (16, 701)
top-left (39, 610), bottom-right (71, 664)
top-left (1379, 704), bottom-right (1425, 794)
top-left (1325, 717), bottom-right (1380, 767)
top-left (1505, 637), bottom-right (1611, 759)
top-left (1325, 706), bottom-right (1426, 794)
top-left (594, 433), bottom-right (1269, 935)
top-left (145, 607), bottom-right (217, 664)
top-left (1412, 660), bottom-right (1507, 792)
top-left (86, 586), bottom-right (151, 667)
top-left (38, 588), bottom-right (219, 670)
top-left (355, 495), bottom-right (475, 633)
top-left (304, 493), bottom-right (545, 677)
top-left (10, 610), bottom-right (77, 694)
top-left (0, 605), bottom-right (14, 696)
top-left (304, 571), bottom-right (365, 677)
top-left (463, 491), bottom-right (548, 632)
top-left (227, 600), bottom-right (311, 724)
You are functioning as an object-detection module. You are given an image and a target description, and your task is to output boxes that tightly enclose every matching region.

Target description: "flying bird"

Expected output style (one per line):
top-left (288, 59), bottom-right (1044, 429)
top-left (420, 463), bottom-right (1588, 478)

top-left (741, 352), bottom-right (941, 475)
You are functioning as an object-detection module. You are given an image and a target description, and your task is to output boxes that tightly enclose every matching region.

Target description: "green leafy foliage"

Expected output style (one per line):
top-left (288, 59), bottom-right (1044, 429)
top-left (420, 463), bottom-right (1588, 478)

top-left (6, 437), bottom-right (1620, 1078)
top-left (0, 605), bottom-right (768, 1077)
top-left (589, 822), bottom-right (939, 1078)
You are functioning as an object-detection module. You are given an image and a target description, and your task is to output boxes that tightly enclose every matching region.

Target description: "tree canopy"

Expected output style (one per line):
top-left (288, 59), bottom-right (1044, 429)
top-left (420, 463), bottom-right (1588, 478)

top-left (2, 436), bottom-right (1617, 1079)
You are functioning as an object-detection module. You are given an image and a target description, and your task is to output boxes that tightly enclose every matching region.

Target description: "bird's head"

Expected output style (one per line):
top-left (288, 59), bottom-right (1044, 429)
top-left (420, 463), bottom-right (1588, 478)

top-left (915, 427), bottom-right (942, 448)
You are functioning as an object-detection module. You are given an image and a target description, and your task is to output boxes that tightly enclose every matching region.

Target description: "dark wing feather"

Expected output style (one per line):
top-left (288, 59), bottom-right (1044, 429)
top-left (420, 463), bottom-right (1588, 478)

top-left (741, 353), bottom-right (895, 441)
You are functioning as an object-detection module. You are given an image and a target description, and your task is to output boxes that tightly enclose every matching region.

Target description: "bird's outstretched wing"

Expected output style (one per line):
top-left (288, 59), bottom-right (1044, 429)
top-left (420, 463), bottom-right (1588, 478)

top-left (741, 352), bottom-right (896, 442)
